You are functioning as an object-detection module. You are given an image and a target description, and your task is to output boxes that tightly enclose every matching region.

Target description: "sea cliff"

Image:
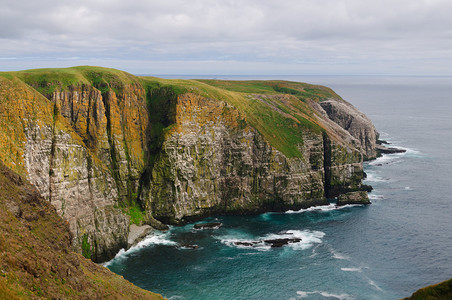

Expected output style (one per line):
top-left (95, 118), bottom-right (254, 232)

top-left (0, 67), bottom-right (379, 262)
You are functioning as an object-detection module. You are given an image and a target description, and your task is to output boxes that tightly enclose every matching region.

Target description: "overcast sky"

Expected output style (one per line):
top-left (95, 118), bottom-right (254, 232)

top-left (1, 0), bottom-right (452, 75)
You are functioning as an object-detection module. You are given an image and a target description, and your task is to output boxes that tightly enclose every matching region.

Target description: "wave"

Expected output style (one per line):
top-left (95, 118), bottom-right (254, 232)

top-left (364, 172), bottom-right (389, 183)
top-left (296, 290), bottom-right (355, 300)
top-left (103, 230), bottom-right (176, 267)
top-left (368, 279), bottom-right (383, 291)
top-left (341, 267), bottom-right (362, 272)
top-left (286, 203), bottom-right (363, 214)
top-left (331, 249), bottom-right (350, 260)
top-left (368, 193), bottom-right (385, 200)
top-left (218, 230), bottom-right (325, 251)
top-left (367, 145), bottom-right (421, 167)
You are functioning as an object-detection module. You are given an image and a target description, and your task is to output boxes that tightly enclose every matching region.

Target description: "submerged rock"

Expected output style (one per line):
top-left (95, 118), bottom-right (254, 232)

top-left (178, 244), bottom-right (199, 249)
top-left (194, 222), bottom-right (222, 230)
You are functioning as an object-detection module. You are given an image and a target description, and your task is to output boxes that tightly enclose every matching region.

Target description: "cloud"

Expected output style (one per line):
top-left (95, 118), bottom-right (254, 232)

top-left (1, 0), bottom-right (452, 74)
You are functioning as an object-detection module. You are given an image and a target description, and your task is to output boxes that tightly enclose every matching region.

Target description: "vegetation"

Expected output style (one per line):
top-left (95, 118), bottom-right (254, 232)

top-left (0, 161), bottom-right (163, 299)
top-left (81, 234), bottom-right (92, 259)
top-left (125, 202), bottom-right (146, 225)
top-left (138, 76), bottom-right (331, 157)
top-left (404, 278), bottom-right (452, 300)
top-left (196, 79), bottom-right (342, 102)
top-left (1, 66), bottom-right (341, 159)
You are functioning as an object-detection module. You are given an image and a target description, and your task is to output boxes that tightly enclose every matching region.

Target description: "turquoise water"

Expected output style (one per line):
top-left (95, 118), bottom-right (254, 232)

top-left (106, 76), bottom-right (452, 299)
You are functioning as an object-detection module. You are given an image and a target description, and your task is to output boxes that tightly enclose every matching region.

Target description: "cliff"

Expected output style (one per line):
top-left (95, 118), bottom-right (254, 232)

top-left (0, 160), bottom-right (163, 299)
top-left (0, 67), bottom-right (379, 262)
top-left (403, 278), bottom-right (452, 300)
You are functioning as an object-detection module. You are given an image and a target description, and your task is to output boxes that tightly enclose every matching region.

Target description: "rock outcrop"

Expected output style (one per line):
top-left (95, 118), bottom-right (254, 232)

top-left (0, 67), bottom-right (379, 261)
top-left (336, 191), bottom-right (371, 206)
top-left (318, 99), bottom-right (379, 160)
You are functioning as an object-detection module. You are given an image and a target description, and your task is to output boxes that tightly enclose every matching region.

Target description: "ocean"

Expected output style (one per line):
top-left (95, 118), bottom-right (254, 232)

top-left (106, 75), bottom-right (452, 300)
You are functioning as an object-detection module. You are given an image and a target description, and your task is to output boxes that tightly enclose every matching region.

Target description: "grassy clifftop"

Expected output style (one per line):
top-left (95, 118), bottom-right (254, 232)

top-left (1, 66), bottom-right (343, 159)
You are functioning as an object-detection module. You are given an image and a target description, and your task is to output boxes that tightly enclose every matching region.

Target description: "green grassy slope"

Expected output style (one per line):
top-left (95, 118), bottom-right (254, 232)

top-left (0, 160), bottom-right (163, 299)
top-left (403, 278), bottom-right (452, 300)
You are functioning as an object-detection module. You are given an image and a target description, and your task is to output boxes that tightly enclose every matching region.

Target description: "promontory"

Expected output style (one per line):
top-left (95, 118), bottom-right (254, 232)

top-left (0, 66), bottom-right (380, 266)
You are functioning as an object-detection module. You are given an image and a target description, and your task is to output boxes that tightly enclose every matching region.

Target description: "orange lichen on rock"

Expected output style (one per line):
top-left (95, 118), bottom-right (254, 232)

top-left (0, 76), bottom-right (53, 175)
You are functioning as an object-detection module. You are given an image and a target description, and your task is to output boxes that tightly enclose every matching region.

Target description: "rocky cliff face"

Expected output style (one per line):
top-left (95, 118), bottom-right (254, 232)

top-left (146, 92), bottom-right (370, 223)
top-left (147, 93), bottom-right (327, 223)
top-left (0, 160), bottom-right (162, 299)
top-left (318, 99), bottom-right (379, 159)
top-left (0, 67), bottom-right (379, 261)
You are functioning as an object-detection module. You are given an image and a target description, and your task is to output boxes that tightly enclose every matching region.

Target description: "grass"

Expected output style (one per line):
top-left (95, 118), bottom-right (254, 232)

top-left (81, 234), bottom-right (92, 259)
top-left (196, 79), bottom-right (342, 102)
top-left (139, 76), bottom-right (328, 157)
top-left (404, 278), bottom-right (452, 300)
top-left (2, 65), bottom-right (341, 159)
top-left (3, 66), bottom-right (138, 96)
top-left (126, 204), bottom-right (145, 225)
top-left (0, 161), bottom-right (163, 299)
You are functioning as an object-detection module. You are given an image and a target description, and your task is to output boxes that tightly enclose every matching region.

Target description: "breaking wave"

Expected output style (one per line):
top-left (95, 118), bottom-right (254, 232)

top-left (286, 204), bottom-right (363, 214)
top-left (103, 230), bottom-right (176, 267)
top-left (218, 230), bottom-right (325, 251)
top-left (295, 290), bottom-right (355, 300)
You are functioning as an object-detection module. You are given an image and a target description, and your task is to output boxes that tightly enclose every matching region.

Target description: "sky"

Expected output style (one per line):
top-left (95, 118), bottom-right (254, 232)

top-left (1, 0), bottom-right (452, 75)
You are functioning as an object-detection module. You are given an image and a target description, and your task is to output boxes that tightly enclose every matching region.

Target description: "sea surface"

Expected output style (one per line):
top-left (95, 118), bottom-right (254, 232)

top-left (106, 75), bottom-right (452, 299)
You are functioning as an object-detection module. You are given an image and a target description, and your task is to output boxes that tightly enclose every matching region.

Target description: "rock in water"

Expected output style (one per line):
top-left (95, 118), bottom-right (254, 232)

top-left (234, 241), bottom-right (260, 247)
top-left (337, 191), bottom-right (371, 206)
top-left (128, 224), bottom-right (153, 248)
top-left (264, 238), bottom-right (302, 248)
top-left (233, 238), bottom-right (302, 248)
top-left (178, 244), bottom-right (199, 249)
top-left (194, 222), bottom-right (222, 229)
top-left (376, 145), bottom-right (407, 154)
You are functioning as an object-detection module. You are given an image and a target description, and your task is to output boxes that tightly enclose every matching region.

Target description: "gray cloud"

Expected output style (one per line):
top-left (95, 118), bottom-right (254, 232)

top-left (1, 0), bottom-right (452, 74)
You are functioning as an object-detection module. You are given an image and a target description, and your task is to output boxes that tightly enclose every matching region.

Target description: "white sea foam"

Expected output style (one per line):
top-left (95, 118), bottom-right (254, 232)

top-left (296, 290), bottom-right (355, 300)
top-left (309, 244), bottom-right (320, 258)
top-left (368, 193), bottom-right (385, 200)
top-left (103, 230), bottom-right (176, 267)
top-left (286, 204), bottom-right (362, 214)
top-left (296, 291), bottom-right (309, 298)
top-left (368, 279), bottom-right (383, 291)
top-left (135, 230), bottom-right (177, 248)
top-left (219, 230), bottom-right (325, 251)
top-left (341, 267), bottom-right (362, 272)
top-left (364, 172), bottom-right (389, 182)
top-left (331, 250), bottom-right (350, 260)
top-left (368, 154), bottom-right (398, 166)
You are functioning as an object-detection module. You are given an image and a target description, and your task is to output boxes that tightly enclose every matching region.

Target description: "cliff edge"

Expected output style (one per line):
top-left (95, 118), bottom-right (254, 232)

top-left (403, 278), bottom-right (452, 300)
